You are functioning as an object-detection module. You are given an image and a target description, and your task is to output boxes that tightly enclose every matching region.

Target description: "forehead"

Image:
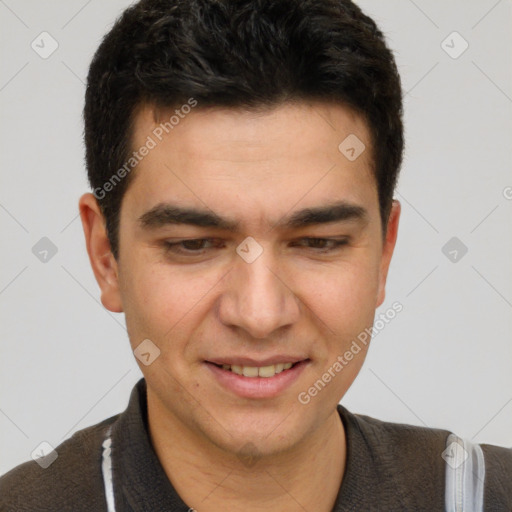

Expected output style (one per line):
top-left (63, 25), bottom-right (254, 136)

top-left (123, 101), bottom-right (378, 231)
top-left (137, 101), bottom-right (372, 167)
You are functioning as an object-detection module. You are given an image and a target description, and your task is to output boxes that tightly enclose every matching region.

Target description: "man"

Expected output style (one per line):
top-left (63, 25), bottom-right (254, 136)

top-left (1, 0), bottom-right (511, 510)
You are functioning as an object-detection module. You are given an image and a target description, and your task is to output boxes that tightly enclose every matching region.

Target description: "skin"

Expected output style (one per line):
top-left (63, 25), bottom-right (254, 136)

top-left (79, 100), bottom-right (400, 512)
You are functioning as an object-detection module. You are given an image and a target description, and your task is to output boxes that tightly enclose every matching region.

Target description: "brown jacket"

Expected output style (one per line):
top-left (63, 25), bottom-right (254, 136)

top-left (1, 378), bottom-right (511, 511)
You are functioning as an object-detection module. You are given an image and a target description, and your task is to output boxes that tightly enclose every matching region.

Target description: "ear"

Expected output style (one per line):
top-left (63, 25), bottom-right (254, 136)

top-left (79, 193), bottom-right (123, 313)
top-left (376, 199), bottom-right (401, 308)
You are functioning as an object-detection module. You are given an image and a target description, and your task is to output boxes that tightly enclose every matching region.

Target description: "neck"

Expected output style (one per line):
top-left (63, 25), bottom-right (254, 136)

top-left (147, 398), bottom-right (347, 512)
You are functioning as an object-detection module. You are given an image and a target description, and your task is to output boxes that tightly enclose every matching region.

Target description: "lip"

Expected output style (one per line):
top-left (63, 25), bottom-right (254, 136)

top-left (204, 359), bottom-right (310, 399)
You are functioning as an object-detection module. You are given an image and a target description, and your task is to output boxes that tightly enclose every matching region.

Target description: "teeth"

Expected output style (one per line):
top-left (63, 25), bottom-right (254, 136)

top-left (242, 366), bottom-right (259, 377)
top-left (231, 365), bottom-right (243, 375)
top-left (258, 365), bottom-right (276, 378)
top-left (219, 362), bottom-right (296, 378)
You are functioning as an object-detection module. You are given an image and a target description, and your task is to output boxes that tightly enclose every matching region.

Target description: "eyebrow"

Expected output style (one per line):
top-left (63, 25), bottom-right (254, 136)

top-left (138, 200), bottom-right (369, 232)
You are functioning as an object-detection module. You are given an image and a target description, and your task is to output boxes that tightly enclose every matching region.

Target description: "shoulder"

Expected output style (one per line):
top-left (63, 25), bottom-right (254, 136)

top-left (0, 415), bottom-right (119, 512)
top-left (480, 442), bottom-right (512, 508)
top-left (340, 405), bottom-right (451, 463)
top-left (337, 405), bottom-right (450, 509)
top-left (337, 405), bottom-right (512, 508)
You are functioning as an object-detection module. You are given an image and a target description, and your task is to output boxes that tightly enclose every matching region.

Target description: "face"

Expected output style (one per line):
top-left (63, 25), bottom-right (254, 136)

top-left (81, 100), bottom-right (400, 459)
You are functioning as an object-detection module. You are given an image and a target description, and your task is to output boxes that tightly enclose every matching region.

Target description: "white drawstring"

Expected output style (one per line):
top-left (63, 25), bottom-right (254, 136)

top-left (102, 425), bottom-right (116, 512)
top-left (444, 433), bottom-right (485, 512)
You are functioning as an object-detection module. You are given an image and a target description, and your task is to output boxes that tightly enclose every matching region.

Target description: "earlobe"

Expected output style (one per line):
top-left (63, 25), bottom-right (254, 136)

top-left (78, 193), bottom-right (124, 313)
top-left (376, 199), bottom-right (401, 308)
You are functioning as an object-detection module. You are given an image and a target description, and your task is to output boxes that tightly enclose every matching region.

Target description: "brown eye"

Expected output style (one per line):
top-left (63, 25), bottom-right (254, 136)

top-left (163, 238), bottom-right (224, 255)
top-left (292, 238), bottom-right (348, 252)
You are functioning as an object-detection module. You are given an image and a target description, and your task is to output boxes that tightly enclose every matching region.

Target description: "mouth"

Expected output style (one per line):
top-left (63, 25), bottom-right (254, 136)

top-left (204, 359), bottom-right (310, 399)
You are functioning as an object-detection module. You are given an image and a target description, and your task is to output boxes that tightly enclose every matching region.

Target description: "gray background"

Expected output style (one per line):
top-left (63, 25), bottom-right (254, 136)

top-left (1, 0), bottom-right (511, 475)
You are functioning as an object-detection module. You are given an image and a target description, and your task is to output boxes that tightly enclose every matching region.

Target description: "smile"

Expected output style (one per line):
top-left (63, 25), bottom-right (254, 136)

top-left (213, 362), bottom-right (296, 378)
top-left (205, 359), bottom-right (310, 399)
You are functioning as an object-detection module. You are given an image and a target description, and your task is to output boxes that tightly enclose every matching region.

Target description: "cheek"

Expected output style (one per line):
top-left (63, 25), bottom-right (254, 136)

top-left (304, 260), bottom-right (379, 329)
top-left (303, 267), bottom-right (377, 398)
top-left (118, 254), bottom-right (173, 344)
top-left (120, 258), bottom-right (218, 344)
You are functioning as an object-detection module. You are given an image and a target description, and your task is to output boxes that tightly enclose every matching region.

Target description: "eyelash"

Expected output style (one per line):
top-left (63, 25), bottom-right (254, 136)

top-left (162, 237), bottom-right (349, 256)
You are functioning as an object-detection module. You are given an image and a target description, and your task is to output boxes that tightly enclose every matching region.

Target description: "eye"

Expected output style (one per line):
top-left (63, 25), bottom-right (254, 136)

top-left (291, 237), bottom-right (349, 252)
top-left (163, 238), bottom-right (224, 255)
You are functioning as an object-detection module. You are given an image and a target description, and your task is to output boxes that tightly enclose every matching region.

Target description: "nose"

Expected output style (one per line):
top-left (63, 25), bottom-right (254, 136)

top-left (217, 247), bottom-right (301, 339)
